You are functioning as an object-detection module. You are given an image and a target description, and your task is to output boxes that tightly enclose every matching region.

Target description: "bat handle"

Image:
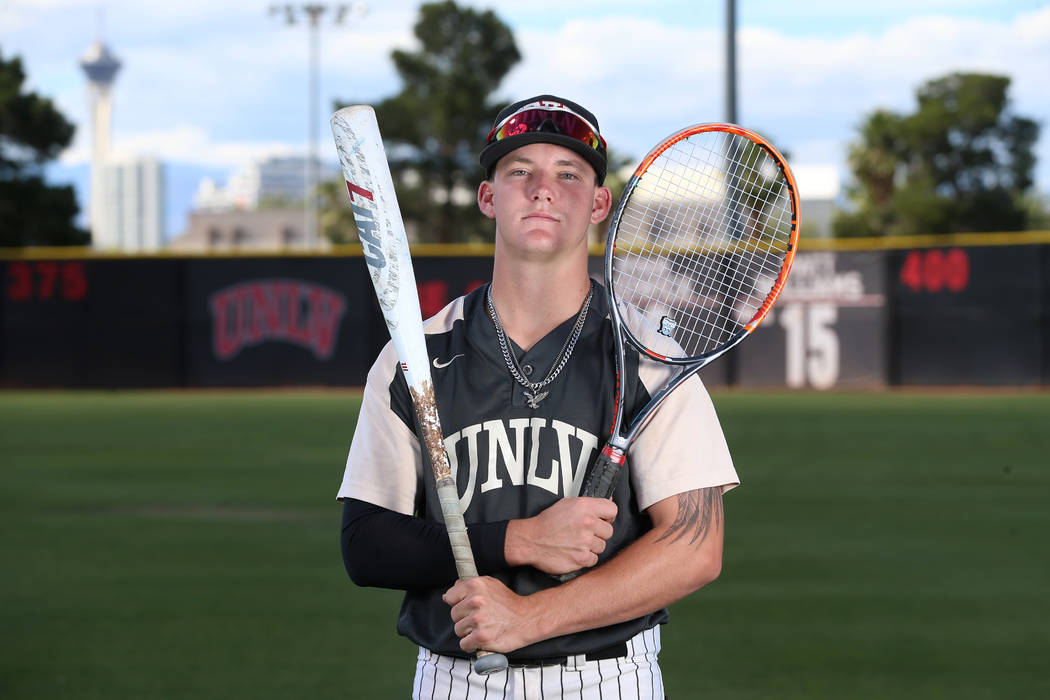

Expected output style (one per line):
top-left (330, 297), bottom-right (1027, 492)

top-left (554, 444), bottom-right (627, 583)
top-left (436, 478), bottom-right (510, 675)
top-left (474, 650), bottom-right (509, 675)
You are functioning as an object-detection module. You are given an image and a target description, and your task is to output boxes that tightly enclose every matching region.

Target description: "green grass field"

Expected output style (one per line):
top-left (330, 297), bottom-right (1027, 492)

top-left (2, 390), bottom-right (1048, 699)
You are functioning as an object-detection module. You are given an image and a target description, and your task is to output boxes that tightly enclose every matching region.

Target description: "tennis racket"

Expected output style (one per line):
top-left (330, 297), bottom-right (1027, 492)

top-left (580, 123), bottom-right (799, 503)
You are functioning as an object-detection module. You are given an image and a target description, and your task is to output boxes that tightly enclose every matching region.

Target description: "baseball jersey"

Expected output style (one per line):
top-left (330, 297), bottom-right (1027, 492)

top-left (337, 282), bottom-right (737, 661)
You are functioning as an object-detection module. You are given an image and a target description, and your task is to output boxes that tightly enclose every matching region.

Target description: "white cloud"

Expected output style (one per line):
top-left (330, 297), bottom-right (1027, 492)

top-left (12, 0), bottom-right (1050, 198)
top-left (60, 123), bottom-right (299, 169)
top-left (793, 164), bottom-right (840, 201)
top-left (499, 6), bottom-right (1050, 193)
top-left (503, 17), bottom-right (724, 162)
top-left (42, 3), bottom-right (415, 169)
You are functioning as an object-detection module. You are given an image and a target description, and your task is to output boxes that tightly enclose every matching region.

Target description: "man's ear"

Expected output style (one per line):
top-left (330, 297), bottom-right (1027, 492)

top-left (478, 180), bottom-right (496, 219)
top-left (590, 185), bottom-right (613, 225)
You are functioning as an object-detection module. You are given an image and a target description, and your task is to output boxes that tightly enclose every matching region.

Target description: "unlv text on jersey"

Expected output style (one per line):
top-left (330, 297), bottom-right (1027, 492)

top-left (445, 418), bottom-right (600, 511)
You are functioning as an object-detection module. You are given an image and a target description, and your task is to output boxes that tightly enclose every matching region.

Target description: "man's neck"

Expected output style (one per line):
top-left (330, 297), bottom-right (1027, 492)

top-left (489, 255), bottom-right (593, 352)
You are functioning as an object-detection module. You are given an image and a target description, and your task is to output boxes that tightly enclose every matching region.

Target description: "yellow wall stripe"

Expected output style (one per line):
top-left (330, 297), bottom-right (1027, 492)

top-left (3, 230), bottom-right (1050, 261)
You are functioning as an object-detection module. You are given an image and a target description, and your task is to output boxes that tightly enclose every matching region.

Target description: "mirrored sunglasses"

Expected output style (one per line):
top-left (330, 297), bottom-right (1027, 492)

top-left (487, 106), bottom-right (607, 154)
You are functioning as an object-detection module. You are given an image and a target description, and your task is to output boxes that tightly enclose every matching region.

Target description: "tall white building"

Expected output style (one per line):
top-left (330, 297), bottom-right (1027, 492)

top-left (97, 157), bottom-right (166, 251)
top-left (80, 37), bottom-right (167, 251)
top-left (79, 39), bottom-right (120, 246)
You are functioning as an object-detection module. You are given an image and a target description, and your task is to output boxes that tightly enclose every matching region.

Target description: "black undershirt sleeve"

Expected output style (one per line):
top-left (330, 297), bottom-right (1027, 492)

top-left (340, 498), bottom-right (510, 590)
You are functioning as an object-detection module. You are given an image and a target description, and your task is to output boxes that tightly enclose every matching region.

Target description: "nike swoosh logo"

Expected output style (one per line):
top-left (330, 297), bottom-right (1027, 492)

top-left (432, 354), bottom-right (464, 369)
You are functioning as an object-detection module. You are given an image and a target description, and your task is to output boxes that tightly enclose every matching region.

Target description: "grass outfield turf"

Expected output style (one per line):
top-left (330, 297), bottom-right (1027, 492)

top-left (1, 390), bottom-right (1048, 699)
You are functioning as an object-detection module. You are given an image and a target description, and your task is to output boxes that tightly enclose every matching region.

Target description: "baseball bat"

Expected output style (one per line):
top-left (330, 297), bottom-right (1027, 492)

top-left (330, 105), bottom-right (508, 676)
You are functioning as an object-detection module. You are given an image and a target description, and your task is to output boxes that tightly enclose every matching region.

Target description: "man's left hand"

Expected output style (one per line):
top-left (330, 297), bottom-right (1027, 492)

top-left (443, 577), bottom-right (535, 654)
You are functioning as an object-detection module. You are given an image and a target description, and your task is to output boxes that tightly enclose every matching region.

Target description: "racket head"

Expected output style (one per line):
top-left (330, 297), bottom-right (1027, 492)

top-left (605, 123), bottom-right (799, 364)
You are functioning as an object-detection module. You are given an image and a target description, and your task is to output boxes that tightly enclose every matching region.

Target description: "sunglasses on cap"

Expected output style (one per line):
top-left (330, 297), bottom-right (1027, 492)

top-left (486, 102), bottom-right (607, 155)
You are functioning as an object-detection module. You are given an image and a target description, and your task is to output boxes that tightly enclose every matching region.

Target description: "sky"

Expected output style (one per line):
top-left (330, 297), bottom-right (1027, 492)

top-left (3, 0), bottom-right (1049, 239)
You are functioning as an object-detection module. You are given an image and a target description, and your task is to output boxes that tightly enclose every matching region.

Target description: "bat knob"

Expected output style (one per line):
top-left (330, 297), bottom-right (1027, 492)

top-left (473, 652), bottom-right (509, 675)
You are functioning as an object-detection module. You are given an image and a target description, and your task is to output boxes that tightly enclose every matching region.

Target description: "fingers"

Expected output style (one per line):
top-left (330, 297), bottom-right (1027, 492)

top-left (443, 582), bottom-right (478, 648)
top-left (442, 577), bottom-right (521, 654)
top-left (549, 496), bottom-right (617, 522)
top-left (507, 497), bottom-right (620, 574)
top-left (579, 500), bottom-right (615, 545)
top-left (565, 534), bottom-right (605, 569)
top-left (442, 580), bottom-right (468, 610)
top-left (442, 577), bottom-right (493, 621)
top-left (578, 496), bottom-right (618, 522)
top-left (593, 516), bottom-right (614, 541)
top-left (453, 617), bottom-right (475, 645)
top-left (563, 497), bottom-right (617, 534)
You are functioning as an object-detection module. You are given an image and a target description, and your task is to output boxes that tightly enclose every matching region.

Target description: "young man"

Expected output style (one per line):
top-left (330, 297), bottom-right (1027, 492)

top-left (338, 95), bottom-right (738, 699)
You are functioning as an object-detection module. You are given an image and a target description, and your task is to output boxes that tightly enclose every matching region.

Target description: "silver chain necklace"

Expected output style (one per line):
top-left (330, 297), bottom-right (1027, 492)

top-left (486, 281), bottom-right (594, 409)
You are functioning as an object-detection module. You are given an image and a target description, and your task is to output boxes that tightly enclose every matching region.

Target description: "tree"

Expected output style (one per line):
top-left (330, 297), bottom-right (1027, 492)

top-left (317, 178), bottom-right (356, 245)
top-left (833, 72), bottom-right (1040, 238)
top-left (0, 49), bottom-right (87, 246)
top-left (331, 0), bottom-right (520, 243)
top-left (1022, 191), bottom-right (1050, 230)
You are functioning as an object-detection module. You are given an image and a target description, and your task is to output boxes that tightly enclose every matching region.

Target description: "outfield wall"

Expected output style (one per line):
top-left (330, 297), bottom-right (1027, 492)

top-left (2, 234), bottom-right (1048, 389)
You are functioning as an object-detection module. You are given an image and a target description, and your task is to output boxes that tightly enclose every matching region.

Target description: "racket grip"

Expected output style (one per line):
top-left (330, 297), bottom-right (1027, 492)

top-left (579, 444), bottom-right (627, 499)
top-left (554, 445), bottom-right (627, 583)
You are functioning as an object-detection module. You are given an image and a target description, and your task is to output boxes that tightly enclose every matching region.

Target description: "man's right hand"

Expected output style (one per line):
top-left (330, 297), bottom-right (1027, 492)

top-left (504, 497), bottom-right (617, 575)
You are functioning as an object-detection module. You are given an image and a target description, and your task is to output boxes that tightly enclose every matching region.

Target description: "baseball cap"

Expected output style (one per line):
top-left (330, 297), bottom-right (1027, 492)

top-left (479, 95), bottom-right (608, 185)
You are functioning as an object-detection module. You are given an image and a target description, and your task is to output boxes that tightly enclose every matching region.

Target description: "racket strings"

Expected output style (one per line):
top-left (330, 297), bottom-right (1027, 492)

top-left (611, 129), bottom-right (795, 359)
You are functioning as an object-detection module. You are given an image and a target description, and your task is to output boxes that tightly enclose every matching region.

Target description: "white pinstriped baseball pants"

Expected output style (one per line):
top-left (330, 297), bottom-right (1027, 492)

top-left (412, 626), bottom-right (664, 700)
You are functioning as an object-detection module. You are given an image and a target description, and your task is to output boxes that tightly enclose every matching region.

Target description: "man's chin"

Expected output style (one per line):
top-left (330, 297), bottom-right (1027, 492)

top-left (502, 234), bottom-right (590, 262)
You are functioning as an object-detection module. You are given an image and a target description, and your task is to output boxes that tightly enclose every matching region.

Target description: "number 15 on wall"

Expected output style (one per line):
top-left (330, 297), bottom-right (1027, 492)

top-left (772, 303), bottom-right (840, 390)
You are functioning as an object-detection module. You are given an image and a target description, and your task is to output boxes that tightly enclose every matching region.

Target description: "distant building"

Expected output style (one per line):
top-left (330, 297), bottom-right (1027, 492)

top-left (80, 37), bottom-right (167, 251)
top-left (193, 156), bottom-right (338, 211)
top-left (169, 209), bottom-right (327, 251)
top-left (94, 157), bottom-right (166, 251)
top-left (79, 38), bottom-right (120, 248)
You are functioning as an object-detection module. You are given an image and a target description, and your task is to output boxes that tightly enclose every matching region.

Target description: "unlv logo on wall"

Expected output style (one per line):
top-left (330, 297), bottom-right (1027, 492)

top-left (209, 279), bottom-right (348, 360)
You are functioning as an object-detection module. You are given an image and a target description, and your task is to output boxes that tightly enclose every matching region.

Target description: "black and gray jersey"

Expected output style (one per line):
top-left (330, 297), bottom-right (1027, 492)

top-left (338, 283), bottom-right (737, 661)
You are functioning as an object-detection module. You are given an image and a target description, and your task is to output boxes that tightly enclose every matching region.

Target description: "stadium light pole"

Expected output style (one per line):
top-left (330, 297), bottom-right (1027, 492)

top-left (725, 0), bottom-right (737, 124)
top-left (724, 0), bottom-right (739, 387)
top-left (269, 3), bottom-right (367, 249)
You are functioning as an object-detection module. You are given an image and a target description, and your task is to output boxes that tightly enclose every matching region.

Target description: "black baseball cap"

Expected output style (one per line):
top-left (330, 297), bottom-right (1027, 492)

top-left (479, 95), bottom-right (608, 185)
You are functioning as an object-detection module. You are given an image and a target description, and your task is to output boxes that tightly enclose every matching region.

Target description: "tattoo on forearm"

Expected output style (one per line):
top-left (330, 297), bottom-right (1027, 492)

top-left (656, 488), bottom-right (723, 547)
